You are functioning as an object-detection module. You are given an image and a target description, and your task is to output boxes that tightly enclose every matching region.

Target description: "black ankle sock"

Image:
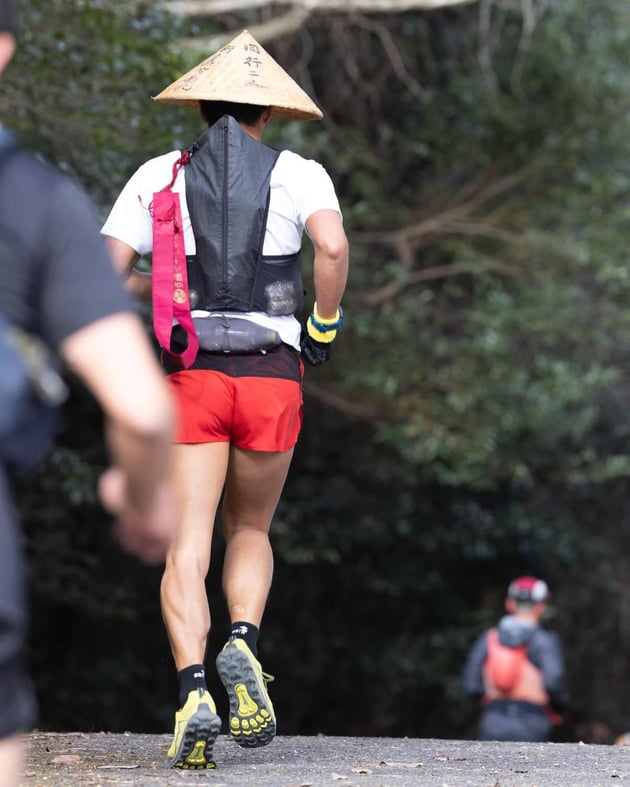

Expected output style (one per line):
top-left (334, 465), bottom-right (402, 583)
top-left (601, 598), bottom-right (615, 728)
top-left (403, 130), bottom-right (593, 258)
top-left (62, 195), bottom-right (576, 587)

top-left (177, 664), bottom-right (207, 707)
top-left (229, 621), bottom-right (259, 657)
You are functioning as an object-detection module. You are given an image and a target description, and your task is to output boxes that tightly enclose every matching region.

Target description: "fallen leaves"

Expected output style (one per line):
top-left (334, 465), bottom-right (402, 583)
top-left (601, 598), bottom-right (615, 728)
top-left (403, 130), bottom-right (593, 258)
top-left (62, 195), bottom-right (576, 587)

top-left (50, 755), bottom-right (81, 764)
top-left (379, 760), bottom-right (424, 768)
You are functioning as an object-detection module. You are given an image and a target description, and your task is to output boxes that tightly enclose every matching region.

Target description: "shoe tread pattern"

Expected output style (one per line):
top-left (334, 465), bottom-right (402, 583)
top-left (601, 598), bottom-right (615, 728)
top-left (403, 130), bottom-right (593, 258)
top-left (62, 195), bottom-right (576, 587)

top-left (169, 704), bottom-right (222, 770)
top-left (216, 645), bottom-right (276, 748)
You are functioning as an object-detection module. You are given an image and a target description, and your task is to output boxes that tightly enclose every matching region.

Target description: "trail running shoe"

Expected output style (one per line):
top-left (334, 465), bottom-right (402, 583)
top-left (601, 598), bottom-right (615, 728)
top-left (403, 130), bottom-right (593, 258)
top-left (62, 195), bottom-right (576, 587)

top-left (216, 638), bottom-right (276, 747)
top-left (167, 688), bottom-right (222, 769)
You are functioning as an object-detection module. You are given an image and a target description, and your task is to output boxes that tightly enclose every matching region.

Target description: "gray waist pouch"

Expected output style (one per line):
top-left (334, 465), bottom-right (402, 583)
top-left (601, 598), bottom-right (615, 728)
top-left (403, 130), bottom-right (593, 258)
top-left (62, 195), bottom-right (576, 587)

top-left (193, 315), bottom-right (282, 354)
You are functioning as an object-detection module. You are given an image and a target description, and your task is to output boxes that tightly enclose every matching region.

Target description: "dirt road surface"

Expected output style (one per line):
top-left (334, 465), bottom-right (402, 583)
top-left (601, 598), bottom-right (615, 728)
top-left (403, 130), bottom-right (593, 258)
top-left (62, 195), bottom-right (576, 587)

top-left (21, 732), bottom-right (630, 786)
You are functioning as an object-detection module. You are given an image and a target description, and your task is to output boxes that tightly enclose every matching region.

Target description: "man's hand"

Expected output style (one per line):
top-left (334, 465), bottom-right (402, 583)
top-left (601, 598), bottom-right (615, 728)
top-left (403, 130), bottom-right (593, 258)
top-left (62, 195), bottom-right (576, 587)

top-left (301, 303), bottom-right (343, 366)
top-left (301, 333), bottom-right (332, 365)
top-left (98, 467), bottom-right (177, 565)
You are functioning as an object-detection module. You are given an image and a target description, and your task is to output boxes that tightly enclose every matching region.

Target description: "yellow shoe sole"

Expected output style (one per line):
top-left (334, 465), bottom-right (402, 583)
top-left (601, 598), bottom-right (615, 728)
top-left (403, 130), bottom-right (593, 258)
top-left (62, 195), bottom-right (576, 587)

top-left (216, 642), bottom-right (276, 748)
top-left (168, 703), bottom-right (222, 769)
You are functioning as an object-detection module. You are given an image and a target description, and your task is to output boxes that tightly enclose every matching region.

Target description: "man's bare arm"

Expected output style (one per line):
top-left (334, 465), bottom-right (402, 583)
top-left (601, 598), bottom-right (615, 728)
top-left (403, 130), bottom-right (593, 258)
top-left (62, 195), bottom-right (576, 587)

top-left (306, 209), bottom-right (349, 318)
top-left (60, 311), bottom-right (176, 563)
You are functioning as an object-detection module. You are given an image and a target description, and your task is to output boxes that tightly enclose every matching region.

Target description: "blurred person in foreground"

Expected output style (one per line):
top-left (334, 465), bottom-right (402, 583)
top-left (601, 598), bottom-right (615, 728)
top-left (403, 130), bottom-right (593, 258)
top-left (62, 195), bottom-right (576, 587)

top-left (0, 2), bottom-right (178, 784)
top-left (461, 576), bottom-right (569, 742)
top-left (102, 29), bottom-right (349, 770)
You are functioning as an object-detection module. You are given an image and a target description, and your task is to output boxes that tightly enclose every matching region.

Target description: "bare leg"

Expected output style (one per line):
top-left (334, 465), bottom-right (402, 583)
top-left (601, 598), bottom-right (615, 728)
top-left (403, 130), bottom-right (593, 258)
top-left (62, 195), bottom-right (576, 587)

top-left (163, 442), bottom-right (228, 770)
top-left (221, 446), bottom-right (294, 626)
top-left (0, 734), bottom-right (23, 787)
top-left (161, 442), bottom-right (230, 670)
top-left (216, 445), bottom-right (293, 747)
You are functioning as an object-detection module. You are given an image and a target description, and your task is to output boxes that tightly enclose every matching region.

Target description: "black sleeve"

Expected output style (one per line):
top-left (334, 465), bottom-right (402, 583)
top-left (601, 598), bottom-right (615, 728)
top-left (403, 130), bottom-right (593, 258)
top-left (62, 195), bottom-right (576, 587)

top-left (0, 150), bottom-right (133, 347)
top-left (36, 175), bottom-right (134, 346)
top-left (460, 631), bottom-right (489, 698)
top-left (528, 629), bottom-right (569, 711)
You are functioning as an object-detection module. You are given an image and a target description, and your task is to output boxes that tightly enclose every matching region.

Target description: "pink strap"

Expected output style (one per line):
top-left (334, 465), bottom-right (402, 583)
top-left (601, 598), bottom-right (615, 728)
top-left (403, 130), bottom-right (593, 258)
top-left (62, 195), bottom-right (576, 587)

top-left (151, 154), bottom-right (199, 369)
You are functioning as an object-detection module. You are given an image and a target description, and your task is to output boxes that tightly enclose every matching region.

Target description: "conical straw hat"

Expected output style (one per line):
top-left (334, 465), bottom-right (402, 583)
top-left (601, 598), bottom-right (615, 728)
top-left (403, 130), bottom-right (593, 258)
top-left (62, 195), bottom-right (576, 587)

top-left (153, 29), bottom-right (323, 121)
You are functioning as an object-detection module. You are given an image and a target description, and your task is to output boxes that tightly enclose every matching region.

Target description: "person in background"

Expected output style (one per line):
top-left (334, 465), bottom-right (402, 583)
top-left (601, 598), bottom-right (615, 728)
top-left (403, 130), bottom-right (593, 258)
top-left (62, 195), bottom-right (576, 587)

top-left (461, 576), bottom-right (569, 742)
top-left (0, 2), bottom-right (178, 784)
top-left (102, 29), bottom-right (349, 770)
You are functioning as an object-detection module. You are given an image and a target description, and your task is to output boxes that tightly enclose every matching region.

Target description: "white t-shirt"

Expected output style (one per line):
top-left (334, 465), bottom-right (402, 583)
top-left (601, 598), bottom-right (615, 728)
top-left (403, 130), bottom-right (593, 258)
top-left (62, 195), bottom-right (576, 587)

top-left (101, 148), bottom-right (342, 350)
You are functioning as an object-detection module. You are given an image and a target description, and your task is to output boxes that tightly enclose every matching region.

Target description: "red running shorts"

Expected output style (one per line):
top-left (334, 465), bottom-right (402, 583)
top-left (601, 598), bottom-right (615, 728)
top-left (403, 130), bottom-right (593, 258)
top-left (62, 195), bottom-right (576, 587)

top-left (167, 370), bottom-right (303, 451)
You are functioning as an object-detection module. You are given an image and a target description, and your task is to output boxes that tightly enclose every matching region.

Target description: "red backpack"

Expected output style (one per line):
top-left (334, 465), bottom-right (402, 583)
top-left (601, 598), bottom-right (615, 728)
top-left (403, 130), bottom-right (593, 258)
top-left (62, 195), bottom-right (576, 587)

top-left (485, 628), bottom-right (528, 693)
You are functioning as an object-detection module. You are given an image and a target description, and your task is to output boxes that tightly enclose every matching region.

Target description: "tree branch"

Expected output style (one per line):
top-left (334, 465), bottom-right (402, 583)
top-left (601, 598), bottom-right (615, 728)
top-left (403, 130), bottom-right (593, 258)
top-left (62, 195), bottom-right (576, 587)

top-left (303, 379), bottom-right (381, 419)
top-left (165, 0), bottom-right (478, 15)
top-left (351, 165), bottom-right (532, 305)
top-left (354, 257), bottom-right (524, 306)
top-left (165, 0), bottom-right (480, 49)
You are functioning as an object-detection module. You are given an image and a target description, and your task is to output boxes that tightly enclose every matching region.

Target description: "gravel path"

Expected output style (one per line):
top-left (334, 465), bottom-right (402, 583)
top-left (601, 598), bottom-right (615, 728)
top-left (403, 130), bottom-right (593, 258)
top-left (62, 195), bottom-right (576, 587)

top-left (22, 732), bottom-right (630, 786)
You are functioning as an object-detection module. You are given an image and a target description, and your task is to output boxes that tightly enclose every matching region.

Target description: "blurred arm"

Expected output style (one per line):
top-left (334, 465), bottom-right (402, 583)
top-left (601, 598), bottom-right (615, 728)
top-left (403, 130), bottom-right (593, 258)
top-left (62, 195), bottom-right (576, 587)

top-left (105, 236), bottom-right (152, 302)
top-left (461, 632), bottom-right (489, 698)
top-left (535, 630), bottom-right (570, 711)
top-left (60, 311), bottom-right (176, 563)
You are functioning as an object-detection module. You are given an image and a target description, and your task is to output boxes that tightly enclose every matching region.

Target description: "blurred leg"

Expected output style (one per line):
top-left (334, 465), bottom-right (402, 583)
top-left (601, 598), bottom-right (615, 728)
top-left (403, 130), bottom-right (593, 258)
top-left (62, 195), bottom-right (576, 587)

top-left (0, 735), bottom-right (23, 787)
top-left (0, 479), bottom-right (37, 783)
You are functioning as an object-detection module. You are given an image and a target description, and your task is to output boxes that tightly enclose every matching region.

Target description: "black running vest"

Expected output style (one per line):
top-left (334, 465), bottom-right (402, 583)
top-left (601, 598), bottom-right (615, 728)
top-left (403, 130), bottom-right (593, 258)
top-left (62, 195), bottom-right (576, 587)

top-left (184, 115), bottom-right (304, 316)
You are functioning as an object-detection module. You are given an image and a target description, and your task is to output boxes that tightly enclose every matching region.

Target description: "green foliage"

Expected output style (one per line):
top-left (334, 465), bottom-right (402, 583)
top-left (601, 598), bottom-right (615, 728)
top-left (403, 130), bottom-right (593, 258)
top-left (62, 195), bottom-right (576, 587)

top-left (281, 1), bottom-right (630, 518)
top-left (271, 0), bottom-right (630, 739)
top-left (2, 0), bottom-right (200, 206)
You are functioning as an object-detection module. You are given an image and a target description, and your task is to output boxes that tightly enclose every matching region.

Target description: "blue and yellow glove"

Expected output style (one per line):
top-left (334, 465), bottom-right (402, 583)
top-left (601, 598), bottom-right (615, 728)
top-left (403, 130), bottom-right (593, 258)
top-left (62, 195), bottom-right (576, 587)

top-left (300, 303), bottom-right (344, 366)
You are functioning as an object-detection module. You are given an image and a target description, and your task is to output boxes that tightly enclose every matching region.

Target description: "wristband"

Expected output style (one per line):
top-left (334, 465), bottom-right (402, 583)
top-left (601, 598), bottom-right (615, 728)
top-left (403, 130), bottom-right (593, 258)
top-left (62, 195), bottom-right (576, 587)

top-left (310, 303), bottom-right (344, 332)
top-left (307, 303), bottom-right (343, 343)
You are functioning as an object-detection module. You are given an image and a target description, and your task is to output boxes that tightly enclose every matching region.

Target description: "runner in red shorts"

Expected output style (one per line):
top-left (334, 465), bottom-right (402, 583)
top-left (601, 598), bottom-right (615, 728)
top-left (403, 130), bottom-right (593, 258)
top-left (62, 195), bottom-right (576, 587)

top-left (102, 30), bottom-right (349, 770)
